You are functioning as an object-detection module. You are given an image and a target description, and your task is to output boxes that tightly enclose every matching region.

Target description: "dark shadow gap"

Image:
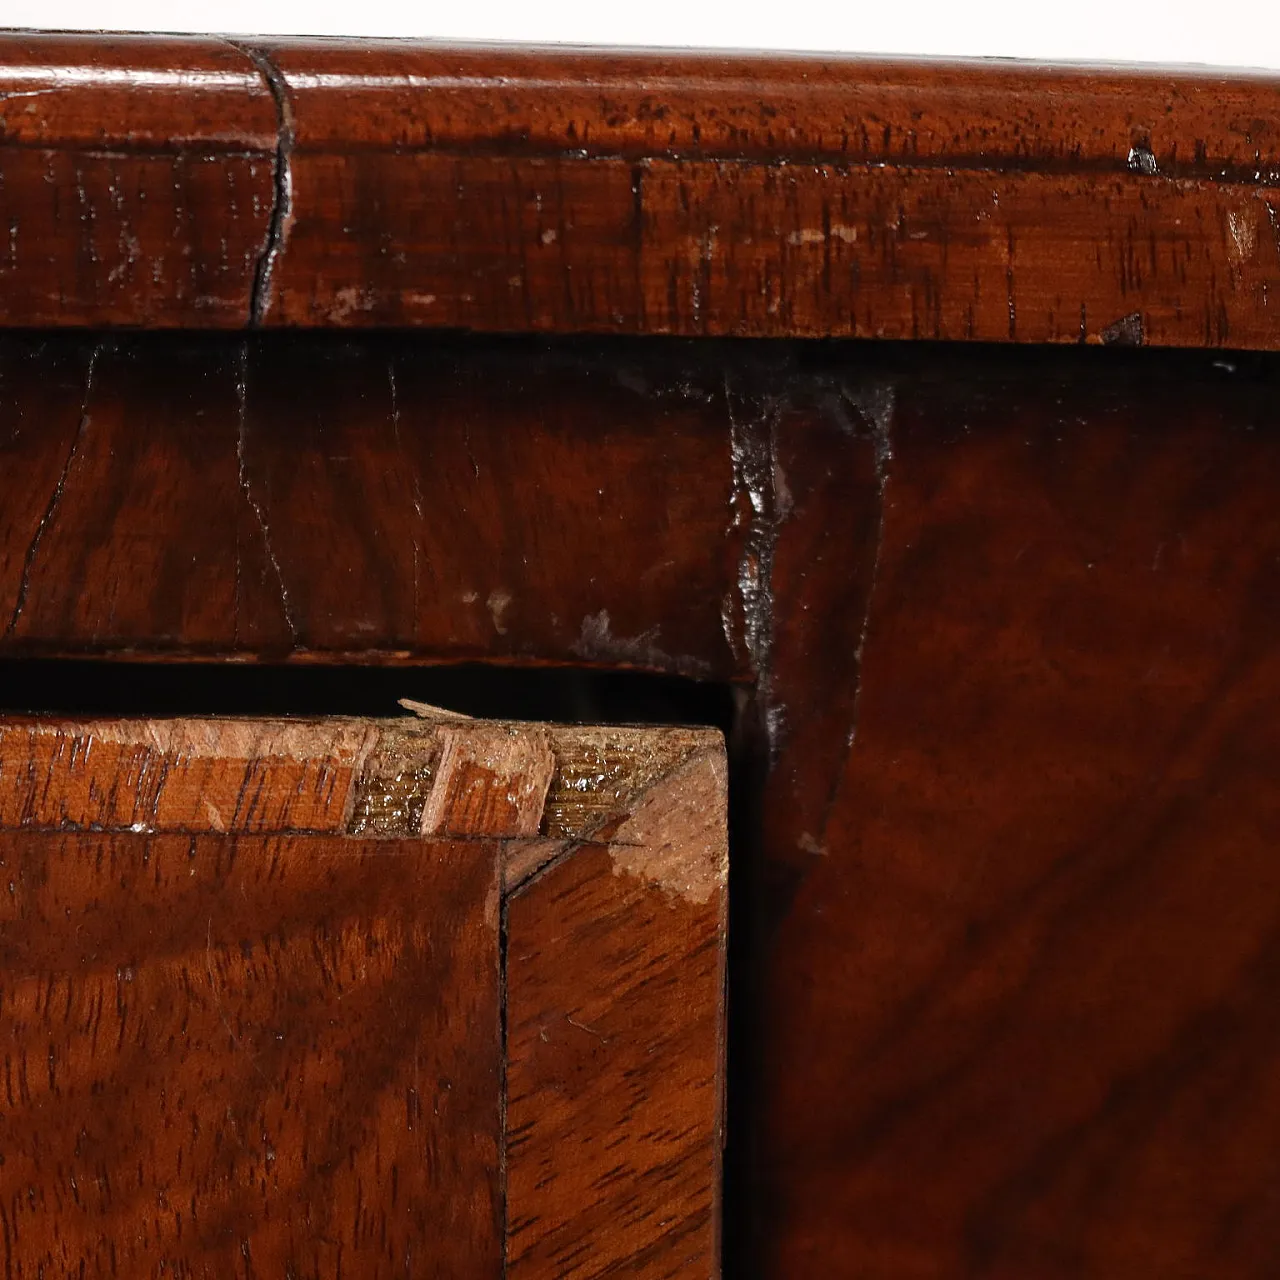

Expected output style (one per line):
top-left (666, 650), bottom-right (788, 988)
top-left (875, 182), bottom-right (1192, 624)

top-left (0, 658), bottom-right (736, 731)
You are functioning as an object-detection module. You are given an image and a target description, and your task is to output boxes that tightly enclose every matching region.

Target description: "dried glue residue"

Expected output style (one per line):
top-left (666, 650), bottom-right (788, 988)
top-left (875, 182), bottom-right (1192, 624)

top-left (541, 727), bottom-right (704, 839)
top-left (606, 750), bottom-right (728, 903)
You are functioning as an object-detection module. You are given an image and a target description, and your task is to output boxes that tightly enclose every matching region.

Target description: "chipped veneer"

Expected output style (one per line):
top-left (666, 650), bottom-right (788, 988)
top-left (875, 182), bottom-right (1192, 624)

top-left (0, 714), bottom-right (726, 897)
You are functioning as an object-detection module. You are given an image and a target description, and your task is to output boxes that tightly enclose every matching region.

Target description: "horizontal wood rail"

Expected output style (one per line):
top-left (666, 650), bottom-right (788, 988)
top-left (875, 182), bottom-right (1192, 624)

top-left (2, 32), bottom-right (1280, 345)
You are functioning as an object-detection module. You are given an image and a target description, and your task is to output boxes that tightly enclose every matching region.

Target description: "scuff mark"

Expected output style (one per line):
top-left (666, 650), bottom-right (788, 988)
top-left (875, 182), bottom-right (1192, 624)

top-left (571, 609), bottom-right (711, 677)
top-left (324, 285), bottom-right (375, 322)
top-left (232, 42), bottom-right (294, 327)
top-left (1127, 143), bottom-right (1159, 176)
top-left (1266, 201), bottom-right (1280, 258)
top-left (202, 799), bottom-right (228, 833)
top-left (785, 225), bottom-right (858, 246)
top-left (1228, 209), bottom-right (1257, 265)
top-left (724, 373), bottom-right (784, 754)
top-left (5, 343), bottom-right (100, 637)
top-left (565, 1013), bottom-right (609, 1042)
top-left (839, 384), bottom-right (895, 472)
top-left (606, 750), bottom-right (728, 904)
top-left (235, 344), bottom-right (298, 642)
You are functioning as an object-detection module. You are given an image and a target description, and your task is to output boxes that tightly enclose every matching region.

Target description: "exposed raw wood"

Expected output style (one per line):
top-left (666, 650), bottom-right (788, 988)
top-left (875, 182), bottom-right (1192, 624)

top-left (0, 715), bottom-right (722, 842)
top-left (505, 747), bottom-right (728, 1278)
top-left (0, 713), bottom-right (728, 1275)
top-left (420, 725), bottom-right (555, 838)
top-left (540, 726), bottom-right (704, 840)
top-left (0, 717), bottom-right (376, 832)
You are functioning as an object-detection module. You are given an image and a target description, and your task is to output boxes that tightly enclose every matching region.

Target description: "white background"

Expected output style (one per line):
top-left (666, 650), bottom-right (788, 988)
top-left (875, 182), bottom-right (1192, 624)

top-left (1, 0), bottom-right (1279, 71)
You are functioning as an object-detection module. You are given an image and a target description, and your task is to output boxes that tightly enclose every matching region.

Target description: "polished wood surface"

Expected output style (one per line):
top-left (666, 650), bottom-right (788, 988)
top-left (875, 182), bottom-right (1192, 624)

top-left (9, 331), bottom-right (1280, 1273)
top-left (0, 713), bottom-right (727, 1276)
top-left (4, 32), bottom-right (1280, 346)
top-left (2, 829), bottom-right (500, 1278)
top-left (507, 750), bottom-right (728, 1278)
top-left (0, 335), bottom-right (745, 671)
top-left (9, 333), bottom-right (1280, 1273)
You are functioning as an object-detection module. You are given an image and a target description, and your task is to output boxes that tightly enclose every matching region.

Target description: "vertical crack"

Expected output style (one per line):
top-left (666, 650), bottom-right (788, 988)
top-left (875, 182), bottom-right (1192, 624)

top-left (235, 343), bottom-right (298, 641)
top-left (5, 343), bottom-right (101, 637)
top-left (232, 41), bottom-right (295, 327)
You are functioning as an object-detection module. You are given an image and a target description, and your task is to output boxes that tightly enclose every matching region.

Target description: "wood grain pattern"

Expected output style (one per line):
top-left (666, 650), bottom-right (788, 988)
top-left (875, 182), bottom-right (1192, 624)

top-left (263, 146), bottom-right (1280, 347)
top-left (0, 335), bottom-right (745, 672)
top-left (0, 34), bottom-right (276, 328)
top-left (506, 749), bottom-right (728, 1278)
top-left (13, 326), bottom-right (1280, 1275)
top-left (0, 718), bottom-right (376, 833)
top-left (0, 828), bottom-right (502, 1278)
top-left (0, 713), bottom-right (727, 1276)
top-left (0, 340), bottom-right (92, 624)
top-left (215, 44), bottom-right (1280, 346)
top-left (751, 348), bottom-right (1280, 1276)
top-left (420, 725), bottom-right (555, 838)
top-left (5, 32), bottom-right (1280, 345)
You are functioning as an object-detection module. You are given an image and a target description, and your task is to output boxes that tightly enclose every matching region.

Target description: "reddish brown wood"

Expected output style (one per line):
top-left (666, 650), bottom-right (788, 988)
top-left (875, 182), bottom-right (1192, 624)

top-left (263, 142), bottom-right (1280, 346)
top-left (0, 341), bottom-right (91, 619)
top-left (421, 725), bottom-right (555, 837)
top-left (0, 35), bottom-right (276, 328)
top-left (12, 328), bottom-right (1280, 1276)
top-left (253, 42), bottom-right (1280, 173)
top-left (0, 714), bottom-right (728, 1276)
top-left (506, 749), bottom-right (728, 1278)
top-left (0, 717), bottom-right (375, 832)
top-left (5, 33), bottom-right (1280, 346)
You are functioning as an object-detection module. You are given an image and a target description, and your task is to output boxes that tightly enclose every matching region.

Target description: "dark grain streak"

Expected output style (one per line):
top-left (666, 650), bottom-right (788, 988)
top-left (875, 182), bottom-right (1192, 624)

top-left (4, 344), bottom-right (99, 637)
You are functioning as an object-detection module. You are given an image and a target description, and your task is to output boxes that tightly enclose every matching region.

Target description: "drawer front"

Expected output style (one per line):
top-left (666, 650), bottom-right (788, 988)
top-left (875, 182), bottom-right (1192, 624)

top-left (0, 716), bottom-right (727, 1277)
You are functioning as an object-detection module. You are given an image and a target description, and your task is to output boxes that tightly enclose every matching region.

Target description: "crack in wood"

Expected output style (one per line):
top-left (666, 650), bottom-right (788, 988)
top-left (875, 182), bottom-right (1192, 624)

top-left (232, 42), bottom-right (294, 327)
top-left (3, 343), bottom-right (100, 638)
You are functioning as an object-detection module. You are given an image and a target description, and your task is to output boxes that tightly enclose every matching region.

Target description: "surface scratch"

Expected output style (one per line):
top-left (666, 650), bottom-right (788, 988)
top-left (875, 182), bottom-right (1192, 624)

top-left (235, 344), bottom-right (298, 641)
top-left (233, 42), bottom-right (295, 327)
